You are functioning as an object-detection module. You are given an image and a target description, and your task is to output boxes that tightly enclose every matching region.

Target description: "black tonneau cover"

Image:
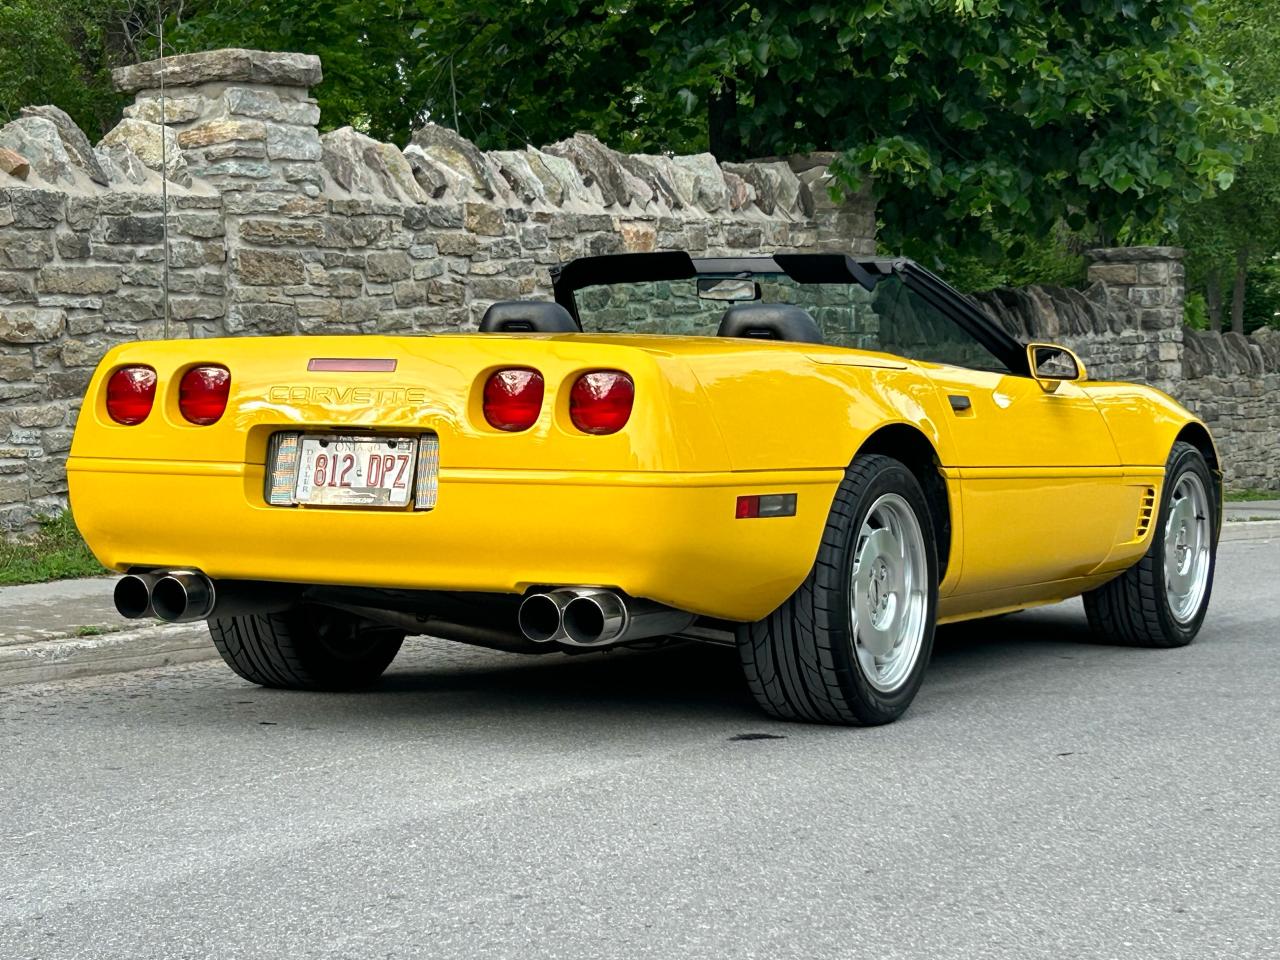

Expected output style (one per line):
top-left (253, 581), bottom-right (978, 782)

top-left (550, 252), bottom-right (892, 309)
top-left (548, 251), bottom-right (1026, 374)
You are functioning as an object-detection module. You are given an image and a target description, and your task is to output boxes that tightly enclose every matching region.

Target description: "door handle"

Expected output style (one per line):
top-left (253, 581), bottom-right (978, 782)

top-left (948, 394), bottom-right (972, 412)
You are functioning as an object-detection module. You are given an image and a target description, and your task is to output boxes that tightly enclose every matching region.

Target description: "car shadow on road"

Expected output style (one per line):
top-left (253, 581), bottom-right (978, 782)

top-left (133, 601), bottom-right (1125, 736)
top-left (377, 639), bottom-right (760, 719)
top-left (931, 601), bottom-right (1105, 658)
top-left (345, 601), bottom-right (1111, 719)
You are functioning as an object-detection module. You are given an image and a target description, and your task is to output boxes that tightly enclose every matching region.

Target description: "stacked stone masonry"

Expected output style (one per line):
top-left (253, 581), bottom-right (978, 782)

top-left (974, 247), bottom-right (1280, 491)
top-left (0, 48), bottom-right (1276, 530)
top-left (0, 49), bottom-right (875, 531)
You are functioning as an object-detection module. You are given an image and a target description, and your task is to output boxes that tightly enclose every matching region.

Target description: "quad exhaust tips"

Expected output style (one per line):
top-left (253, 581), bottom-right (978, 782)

top-left (517, 588), bottom-right (695, 648)
top-left (114, 572), bottom-right (297, 623)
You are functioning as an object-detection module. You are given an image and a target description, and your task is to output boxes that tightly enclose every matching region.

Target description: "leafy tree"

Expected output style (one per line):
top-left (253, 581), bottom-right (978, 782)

top-left (1240, 255), bottom-right (1280, 333)
top-left (1176, 0), bottom-right (1280, 332)
top-left (166, 0), bottom-right (421, 143)
top-left (162, 1), bottom-right (1260, 257)
top-left (408, 2), bottom-right (1260, 256)
top-left (0, 0), bottom-right (115, 135)
top-left (0, 0), bottom-right (179, 137)
top-left (3, 0), bottom-right (1266, 276)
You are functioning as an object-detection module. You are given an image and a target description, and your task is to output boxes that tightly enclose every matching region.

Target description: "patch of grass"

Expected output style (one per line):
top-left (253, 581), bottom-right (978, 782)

top-left (1225, 489), bottom-right (1280, 502)
top-left (0, 511), bottom-right (107, 586)
top-left (75, 625), bottom-right (106, 637)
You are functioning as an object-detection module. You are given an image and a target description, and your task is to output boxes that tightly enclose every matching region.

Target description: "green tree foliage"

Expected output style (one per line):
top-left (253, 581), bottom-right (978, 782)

top-left (0, 0), bottom-right (126, 136)
top-left (161, 1), bottom-right (1259, 257)
top-left (166, 1), bottom-right (421, 143)
top-left (1240, 256), bottom-right (1280, 333)
top-left (1176, 0), bottom-right (1280, 332)
top-left (657, 2), bottom-right (1259, 252)
top-left (0, 0), bottom-right (1267, 279)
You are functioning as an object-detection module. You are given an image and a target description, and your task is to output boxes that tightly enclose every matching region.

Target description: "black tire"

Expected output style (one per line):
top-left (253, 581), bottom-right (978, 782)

top-left (209, 605), bottom-right (405, 690)
top-left (738, 454), bottom-right (939, 725)
top-left (1083, 441), bottom-right (1218, 647)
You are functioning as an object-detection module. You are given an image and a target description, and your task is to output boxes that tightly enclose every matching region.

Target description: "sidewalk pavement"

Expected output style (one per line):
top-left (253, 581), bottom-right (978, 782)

top-left (0, 577), bottom-right (214, 687)
top-left (1224, 498), bottom-right (1280, 521)
top-left (2, 505), bottom-right (1278, 688)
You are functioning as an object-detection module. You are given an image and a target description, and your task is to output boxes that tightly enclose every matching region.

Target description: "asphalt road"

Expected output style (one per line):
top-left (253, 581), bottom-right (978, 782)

top-left (2, 537), bottom-right (1277, 960)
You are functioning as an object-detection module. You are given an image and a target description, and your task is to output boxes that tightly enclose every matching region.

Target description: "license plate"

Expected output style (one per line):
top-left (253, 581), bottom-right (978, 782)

top-left (293, 435), bottom-right (418, 507)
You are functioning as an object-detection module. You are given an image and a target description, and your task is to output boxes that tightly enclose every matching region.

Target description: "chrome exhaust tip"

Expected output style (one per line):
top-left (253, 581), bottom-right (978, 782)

top-left (517, 591), bottom-right (572, 643)
top-left (519, 588), bottom-right (698, 648)
top-left (562, 592), bottom-right (627, 647)
top-left (113, 574), bottom-right (157, 620)
top-left (151, 571), bottom-right (216, 623)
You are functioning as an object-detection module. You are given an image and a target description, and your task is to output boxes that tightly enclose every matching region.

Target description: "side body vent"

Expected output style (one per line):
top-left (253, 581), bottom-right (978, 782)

top-left (1135, 486), bottom-right (1157, 540)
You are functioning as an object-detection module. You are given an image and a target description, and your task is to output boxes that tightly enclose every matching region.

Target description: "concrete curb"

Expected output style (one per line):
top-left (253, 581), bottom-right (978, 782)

top-left (0, 623), bottom-right (217, 687)
top-left (1221, 519), bottom-right (1280, 542)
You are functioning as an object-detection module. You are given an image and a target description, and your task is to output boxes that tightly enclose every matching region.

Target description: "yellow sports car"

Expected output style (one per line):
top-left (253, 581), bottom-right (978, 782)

top-left (67, 252), bottom-right (1220, 725)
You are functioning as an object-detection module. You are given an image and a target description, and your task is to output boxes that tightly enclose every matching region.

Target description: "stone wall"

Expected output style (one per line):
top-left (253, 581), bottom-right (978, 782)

top-left (973, 247), bottom-right (1185, 390)
top-left (1, 48), bottom-right (1276, 532)
top-left (0, 49), bottom-right (875, 531)
top-left (1179, 327), bottom-right (1280, 490)
top-left (974, 247), bottom-right (1280, 490)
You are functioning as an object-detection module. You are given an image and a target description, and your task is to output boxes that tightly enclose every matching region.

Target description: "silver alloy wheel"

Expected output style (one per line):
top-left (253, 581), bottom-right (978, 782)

top-left (1164, 471), bottom-right (1212, 624)
top-left (849, 493), bottom-right (929, 693)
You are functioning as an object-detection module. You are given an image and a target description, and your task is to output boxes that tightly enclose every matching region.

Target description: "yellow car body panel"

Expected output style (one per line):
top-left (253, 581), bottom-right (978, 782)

top-left (68, 331), bottom-right (1213, 624)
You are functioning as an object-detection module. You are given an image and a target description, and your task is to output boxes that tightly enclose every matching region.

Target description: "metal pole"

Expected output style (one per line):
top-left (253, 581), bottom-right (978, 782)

top-left (158, 7), bottom-right (171, 340)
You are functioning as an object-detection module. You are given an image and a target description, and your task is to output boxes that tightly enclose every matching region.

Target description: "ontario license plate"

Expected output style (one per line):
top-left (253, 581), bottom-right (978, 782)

top-left (293, 435), bottom-right (418, 507)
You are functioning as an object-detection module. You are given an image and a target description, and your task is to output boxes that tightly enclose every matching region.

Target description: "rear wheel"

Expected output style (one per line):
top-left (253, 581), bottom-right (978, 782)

top-left (209, 605), bottom-right (405, 690)
top-left (1083, 441), bottom-right (1217, 647)
top-left (738, 454), bottom-right (939, 725)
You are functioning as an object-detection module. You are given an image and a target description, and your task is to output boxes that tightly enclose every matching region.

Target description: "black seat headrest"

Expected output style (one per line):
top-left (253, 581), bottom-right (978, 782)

top-left (717, 303), bottom-right (823, 344)
top-left (479, 300), bottom-right (578, 333)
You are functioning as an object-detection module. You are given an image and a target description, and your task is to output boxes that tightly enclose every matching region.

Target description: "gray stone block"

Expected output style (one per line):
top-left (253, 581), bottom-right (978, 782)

top-left (237, 249), bottom-right (305, 285)
top-left (113, 49), bottom-right (322, 93)
top-left (223, 89), bottom-right (321, 125)
top-left (5, 189), bottom-right (64, 228)
top-left (264, 122), bottom-right (322, 162)
top-left (239, 218), bottom-right (324, 246)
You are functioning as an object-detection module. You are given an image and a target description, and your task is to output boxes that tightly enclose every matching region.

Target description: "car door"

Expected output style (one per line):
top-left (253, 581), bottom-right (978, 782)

top-left (870, 275), bottom-right (1127, 596)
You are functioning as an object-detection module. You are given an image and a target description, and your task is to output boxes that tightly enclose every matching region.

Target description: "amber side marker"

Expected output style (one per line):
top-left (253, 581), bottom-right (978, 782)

top-left (307, 358), bottom-right (398, 372)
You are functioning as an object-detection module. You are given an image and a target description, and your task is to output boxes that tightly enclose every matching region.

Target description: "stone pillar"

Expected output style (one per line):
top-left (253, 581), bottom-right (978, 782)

top-left (786, 153), bottom-right (877, 255)
top-left (112, 49), bottom-right (325, 196)
top-left (111, 50), bottom-right (327, 336)
top-left (1085, 246), bottom-right (1186, 388)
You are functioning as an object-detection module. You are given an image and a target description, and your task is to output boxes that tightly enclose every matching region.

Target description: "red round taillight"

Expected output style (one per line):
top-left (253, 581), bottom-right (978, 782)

top-left (570, 371), bottom-right (634, 435)
top-left (105, 366), bottom-right (157, 425)
top-left (179, 365), bottom-right (231, 425)
top-left (483, 368), bottom-right (544, 431)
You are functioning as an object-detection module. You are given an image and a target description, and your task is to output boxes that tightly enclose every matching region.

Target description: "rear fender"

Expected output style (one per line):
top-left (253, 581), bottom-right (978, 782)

top-left (688, 350), bottom-right (957, 471)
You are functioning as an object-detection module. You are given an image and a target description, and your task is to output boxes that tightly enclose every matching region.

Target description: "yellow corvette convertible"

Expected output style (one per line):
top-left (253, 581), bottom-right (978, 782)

top-left (67, 252), bottom-right (1220, 725)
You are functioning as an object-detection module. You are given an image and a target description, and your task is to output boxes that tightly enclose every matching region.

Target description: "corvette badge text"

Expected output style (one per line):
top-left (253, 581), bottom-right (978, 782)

top-left (268, 386), bottom-right (430, 404)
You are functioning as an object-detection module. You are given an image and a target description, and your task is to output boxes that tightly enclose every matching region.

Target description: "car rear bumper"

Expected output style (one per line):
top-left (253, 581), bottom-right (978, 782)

top-left (67, 457), bottom-right (841, 621)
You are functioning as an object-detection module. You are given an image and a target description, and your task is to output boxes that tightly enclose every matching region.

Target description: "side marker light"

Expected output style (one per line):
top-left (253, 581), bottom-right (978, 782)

top-left (736, 494), bottom-right (798, 519)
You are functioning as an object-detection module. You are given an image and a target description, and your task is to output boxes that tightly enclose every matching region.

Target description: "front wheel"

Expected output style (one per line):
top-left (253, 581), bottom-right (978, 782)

top-left (1083, 440), bottom-right (1217, 647)
top-left (209, 605), bottom-right (405, 690)
top-left (738, 454), bottom-right (939, 725)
